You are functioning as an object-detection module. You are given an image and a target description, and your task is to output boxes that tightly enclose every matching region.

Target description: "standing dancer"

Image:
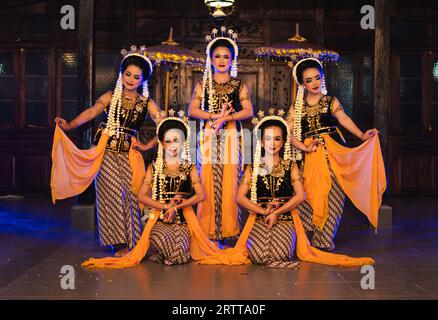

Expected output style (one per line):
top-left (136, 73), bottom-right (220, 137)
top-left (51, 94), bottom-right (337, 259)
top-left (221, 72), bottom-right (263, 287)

top-left (286, 58), bottom-right (386, 251)
top-left (52, 46), bottom-right (164, 257)
top-left (188, 26), bottom-right (253, 245)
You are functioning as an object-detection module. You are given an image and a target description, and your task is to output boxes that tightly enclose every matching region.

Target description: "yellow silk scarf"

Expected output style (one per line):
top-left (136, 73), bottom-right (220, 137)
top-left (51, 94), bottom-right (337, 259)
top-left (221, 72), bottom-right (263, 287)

top-left (303, 130), bottom-right (386, 230)
top-left (50, 124), bottom-right (145, 203)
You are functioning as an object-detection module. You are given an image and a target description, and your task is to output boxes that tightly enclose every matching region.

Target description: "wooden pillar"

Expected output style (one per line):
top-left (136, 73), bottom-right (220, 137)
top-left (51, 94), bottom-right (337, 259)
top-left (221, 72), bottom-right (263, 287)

top-left (77, 0), bottom-right (94, 149)
top-left (76, 0), bottom-right (95, 205)
top-left (374, 0), bottom-right (393, 223)
top-left (314, 0), bottom-right (324, 45)
top-left (374, 0), bottom-right (390, 162)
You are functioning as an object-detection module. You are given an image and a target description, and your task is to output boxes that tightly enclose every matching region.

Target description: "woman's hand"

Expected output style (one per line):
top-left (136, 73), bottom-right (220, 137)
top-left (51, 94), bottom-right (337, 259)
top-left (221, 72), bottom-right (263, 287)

top-left (266, 199), bottom-right (280, 213)
top-left (259, 199), bottom-right (280, 216)
top-left (211, 117), bottom-right (227, 133)
top-left (166, 195), bottom-right (183, 210)
top-left (360, 129), bottom-right (378, 141)
top-left (264, 213), bottom-right (278, 229)
top-left (220, 100), bottom-right (234, 118)
top-left (163, 207), bottom-right (177, 223)
top-left (304, 138), bottom-right (321, 153)
top-left (54, 117), bottom-right (72, 131)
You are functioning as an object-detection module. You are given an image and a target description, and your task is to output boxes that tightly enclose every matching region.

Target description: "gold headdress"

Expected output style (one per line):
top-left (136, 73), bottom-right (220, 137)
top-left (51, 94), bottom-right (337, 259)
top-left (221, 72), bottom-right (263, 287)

top-left (201, 26), bottom-right (239, 114)
top-left (290, 57), bottom-right (327, 160)
top-left (152, 112), bottom-right (191, 202)
top-left (105, 45), bottom-right (154, 138)
top-left (250, 109), bottom-right (292, 203)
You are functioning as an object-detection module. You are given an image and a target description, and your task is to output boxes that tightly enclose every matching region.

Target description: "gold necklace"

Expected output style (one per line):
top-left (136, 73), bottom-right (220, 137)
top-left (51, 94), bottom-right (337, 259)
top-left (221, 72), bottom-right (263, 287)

top-left (164, 162), bottom-right (182, 178)
top-left (121, 94), bottom-right (138, 110)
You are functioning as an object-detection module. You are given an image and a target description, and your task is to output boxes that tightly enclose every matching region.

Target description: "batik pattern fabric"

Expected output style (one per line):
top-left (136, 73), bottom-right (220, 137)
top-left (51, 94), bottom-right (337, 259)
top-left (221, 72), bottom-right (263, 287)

top-left (197, 79), bottom-right (244, 240)
top-left (94, 93), bottom-right (150, 248)
top-left (246, 159), bottom-right (300, 269)
top-left (148, 162), bottom-right (195, 265)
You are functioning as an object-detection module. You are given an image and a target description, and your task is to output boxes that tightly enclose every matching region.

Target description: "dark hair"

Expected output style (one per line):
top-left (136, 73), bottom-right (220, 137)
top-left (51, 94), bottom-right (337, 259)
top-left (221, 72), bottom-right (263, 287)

top-left (295, 60), bottom-right (324, 84)
top-left (158, 120), bottom-right (188, 142)
top-left (209, 39), bottom-right (236, 60)
top-left (120, 55), bottom-right (152, 81)
top-left (259, 119), bottom-right (288, 141)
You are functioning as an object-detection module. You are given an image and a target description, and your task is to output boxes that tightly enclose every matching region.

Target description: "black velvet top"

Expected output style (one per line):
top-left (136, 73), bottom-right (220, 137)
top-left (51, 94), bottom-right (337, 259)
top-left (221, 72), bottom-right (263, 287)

top-left (154, 162), bottom-right (196, 224)
top-left (93, 93), bottom-right (150, 153)
top-left (202, 78), bottom-right (243, 131)
top-left (248, 159), bottom-right (296, 222)
top-left (301, 95), bottom-right (342, 141)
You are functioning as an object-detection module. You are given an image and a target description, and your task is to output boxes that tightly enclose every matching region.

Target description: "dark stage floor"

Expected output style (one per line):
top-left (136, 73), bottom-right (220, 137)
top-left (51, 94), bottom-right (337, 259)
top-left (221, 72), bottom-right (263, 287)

top-left (0, 196), bottom-right (437, 300)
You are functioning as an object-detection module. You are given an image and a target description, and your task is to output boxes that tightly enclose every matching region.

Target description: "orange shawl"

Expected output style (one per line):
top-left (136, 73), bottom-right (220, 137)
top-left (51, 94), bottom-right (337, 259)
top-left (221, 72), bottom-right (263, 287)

top-left (197, 121), bottom-right (241, 239)
top-left (303, 130), bottom-right (386, 231)
top-left (82, 207), bottom-right (374, 269)
top-left (82, 207), bottom-right (251, 268)
top-left (50, 124), bottom-right (145, 203)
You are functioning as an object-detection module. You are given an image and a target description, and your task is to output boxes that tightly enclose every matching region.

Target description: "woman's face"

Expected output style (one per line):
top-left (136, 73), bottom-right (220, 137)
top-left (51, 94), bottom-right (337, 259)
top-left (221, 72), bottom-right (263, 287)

top-left (162, 129), bottom-right (185, 159)
top-left (211, 46), bottom-right (232, 74)
top-left (122, 65), bottom-right (144, 91)
top-left (301, 67), bottom-right (322, 95)
top-left (262, 126), bottom-right (284, 157)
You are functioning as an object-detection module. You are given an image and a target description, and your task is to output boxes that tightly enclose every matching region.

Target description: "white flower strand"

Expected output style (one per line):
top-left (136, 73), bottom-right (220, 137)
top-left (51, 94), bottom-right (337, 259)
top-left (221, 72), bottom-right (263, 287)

top-left (142, 80), bottom-right (149, 99)
top-left (230, 58), bottom-right (238, 78)
top-left (152, 143), bottom-right (164, 202)
top-left (106, 72), bottom-right (123, 138)
top-left (250, 140), bottom-right (261, 204)
top-left (321, 75), bottom-right (327, 96)
top-left (251, 116), bottom-right (293, 203)
top-left (292, 84), bottom-right (304, 161)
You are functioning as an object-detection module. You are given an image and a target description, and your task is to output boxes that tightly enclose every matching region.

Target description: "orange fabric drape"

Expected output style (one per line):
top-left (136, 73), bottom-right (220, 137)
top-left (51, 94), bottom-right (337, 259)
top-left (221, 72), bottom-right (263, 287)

top-left (50, 124), bottom-right (145, 204)
top-left (82, 209), bottom-right (160, 268)
top-left (82, 205), bottom-right (373, 269)
top-left (290, 209), bottom-right (374, 266)
top-left (50, 125), bottom-right (108, 203)
top-left (303, 130), bottom-right (386, 230)
top-left (82, 206), bottom-right (252, 269)
top-left (302, 139), bottom-right (332, 229)
top-left (197, 121), bottom-right (241, 239)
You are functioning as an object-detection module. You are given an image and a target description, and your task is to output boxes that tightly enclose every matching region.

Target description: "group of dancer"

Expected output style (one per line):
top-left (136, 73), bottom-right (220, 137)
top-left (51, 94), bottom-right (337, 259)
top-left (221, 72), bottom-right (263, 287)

top-left (51, 27), bottom-right (386, 270)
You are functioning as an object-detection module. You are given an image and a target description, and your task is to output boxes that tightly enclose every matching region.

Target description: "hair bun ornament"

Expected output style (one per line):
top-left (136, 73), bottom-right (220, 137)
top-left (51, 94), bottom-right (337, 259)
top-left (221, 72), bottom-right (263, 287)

top-left (152, 113), bottom-right (193, 203)
top-left (199, 26), bottom-right (240, 147)
top-left (292, 57), bottom-right (324, 85)
top-left (156, 112), bottom-right (192, 162)
top-left (105, 45), bottom-right (154, 138)
top-left (120, 45), bottom-right (153, 78)
top-left (251, 107), bottom-right (288, 126)
top-left (250, 113), bottom-right (293, 204)
top-left (204, 26), bottom-right (239, 79)
top-left (290, 57), bottom-right (327, 161)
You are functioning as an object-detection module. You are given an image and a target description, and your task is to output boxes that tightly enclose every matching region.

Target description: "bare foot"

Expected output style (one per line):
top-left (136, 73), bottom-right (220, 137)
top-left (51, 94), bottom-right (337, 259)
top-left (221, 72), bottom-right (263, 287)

top-left (114, 247), bottom-right (129, 257)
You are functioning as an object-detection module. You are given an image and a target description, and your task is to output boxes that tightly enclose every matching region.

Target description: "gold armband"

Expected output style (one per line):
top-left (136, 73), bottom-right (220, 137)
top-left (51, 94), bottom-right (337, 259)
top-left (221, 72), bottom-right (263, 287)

top-left (241, 176), bottom-right (251, 187)
top-left (240, 94), bottom-right (250, 102)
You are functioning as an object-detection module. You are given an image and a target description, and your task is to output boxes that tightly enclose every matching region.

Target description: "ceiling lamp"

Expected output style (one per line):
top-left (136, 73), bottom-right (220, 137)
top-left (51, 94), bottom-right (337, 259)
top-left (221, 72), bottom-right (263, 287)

top-left (204, 0), bottom-right (235, 18)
